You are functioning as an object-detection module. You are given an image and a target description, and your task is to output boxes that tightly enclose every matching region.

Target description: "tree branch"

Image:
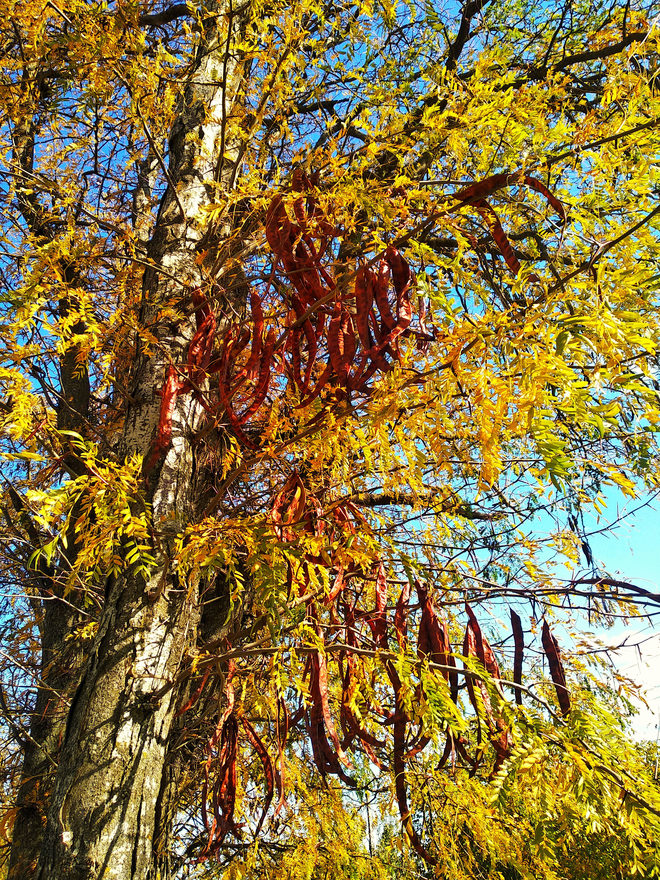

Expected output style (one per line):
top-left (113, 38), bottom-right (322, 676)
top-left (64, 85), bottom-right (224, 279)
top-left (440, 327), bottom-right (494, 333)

top-left (571, 577), bottom-right (660, 608)
top-left (138, 3), bottom-right (194, 28)
top-left (446, 0), bottom-right (490, 72)
top-left (528, 31), bottom-right (648, 81)
top-left (545, 117), bottom-right (660, 167)
top-left (348, 491), bottom-right (504, 520)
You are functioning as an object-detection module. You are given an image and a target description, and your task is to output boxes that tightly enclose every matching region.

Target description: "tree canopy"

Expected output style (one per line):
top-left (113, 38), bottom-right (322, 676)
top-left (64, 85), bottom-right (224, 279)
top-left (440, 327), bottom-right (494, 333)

top-left (0, 0), bottom-right (659, 878)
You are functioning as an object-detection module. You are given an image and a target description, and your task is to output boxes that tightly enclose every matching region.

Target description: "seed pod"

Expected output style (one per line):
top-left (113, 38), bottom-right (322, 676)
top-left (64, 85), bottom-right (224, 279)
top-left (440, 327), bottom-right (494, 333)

top-left (394, 581), bottom-right (411, 649)
top-left (289, 325), bottom-right (303, 389)
top-left (453, 173), bottom-right (565, 278)
top-left (296, 363), bottom-right (332, 408)
top-left (371, 251), bottom-right (413, 357)
top-left (327, 304), bottom-right (358, 387)
top-left (144, 364), bottom-right (189, 474)
top-left (326, 566), bottom-right (345, 605)
top-left (367, 561), bottom-right (388, 649)
top-left (271, 472), bottom-right (307, 538)
top-left (187, 311), bottom-right (217, 384)
top-left (244, 291), bottom-right (264, 380)
top-left (202, 665), bottom-right (238, 853)
top-left (374, 259), bottom-right (396, 331)
top-left (192, 287), bottom-right (212, 329)
top-left (476, 200), bottom-right (521, 275)
top-left (523, 175), bottom-right (566, 221)
top-left (403, 733), bottom-right (431, 760)
top-left (293, 193), bottom-right (307, 228)
top-left (241, 718), bottom-right (274, 836)
top-left (542, 619), bottom-right (571, 716)
top-left (415, 581), bottom-right (451, 676)
top-left (510, 609), bottom-right (524, 706)
top-left (274, 697), bottom-right (288, 815)
top-left (327, 304), bottom-right (345, 380)
top-left (348, 356), bottom-right (379, 392)
top-left (301, 318), bottom-right (318, 391)
top-left (384, 247), bottom-right (412, 302)
top-left (176, 668), bottom-right (211, 718)
top-left (215, 714), bottom-right (239, 845)
top-left (216, 333), bottom-right (256, 447)
top-left (437, 731), bottom-right (475, 771)
top-left (265, 195), bottom-right (295, 253)
top-left (237, 328), bottom-right (276, 424)
top-left (455, 172), bottom-right (518, 205)
top-left (354, 266), bottom-right (375, 349)
top-left (464, 604), bottom-right (502, 681)
top-left (463, 606), bottom-right (512, 767)
top-left (393, 703), bottom-right (438, 865)
top-left (309, 647), bottom-right (353, 777)
top-left (340, 309), bottom-right (357, 380)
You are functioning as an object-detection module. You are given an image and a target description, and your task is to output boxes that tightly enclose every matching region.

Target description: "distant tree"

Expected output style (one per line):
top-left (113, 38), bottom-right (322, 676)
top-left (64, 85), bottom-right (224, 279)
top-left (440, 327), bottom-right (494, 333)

top-left (0, 0), bottom-right (659, 877)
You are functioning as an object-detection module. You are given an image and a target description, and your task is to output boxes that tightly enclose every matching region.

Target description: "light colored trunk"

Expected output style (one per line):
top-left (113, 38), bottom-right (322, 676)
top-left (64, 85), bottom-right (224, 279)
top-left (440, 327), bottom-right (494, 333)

top-left (35, 5), bottom-right (248, 877)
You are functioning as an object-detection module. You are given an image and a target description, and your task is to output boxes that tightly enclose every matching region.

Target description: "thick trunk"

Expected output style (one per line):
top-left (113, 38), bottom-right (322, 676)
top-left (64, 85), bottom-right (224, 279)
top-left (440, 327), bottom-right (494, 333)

top-left (7, 598), bottom-right (85, 880)
top-left (35, 566), bottom-right (199, 880)
top-left (33, 5), bottom-right (248, 878)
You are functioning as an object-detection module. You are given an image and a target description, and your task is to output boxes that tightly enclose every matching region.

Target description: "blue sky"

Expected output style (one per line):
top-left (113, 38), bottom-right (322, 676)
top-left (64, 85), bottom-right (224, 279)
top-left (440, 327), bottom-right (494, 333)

top-left (583, 488), bottom-right (660, 741)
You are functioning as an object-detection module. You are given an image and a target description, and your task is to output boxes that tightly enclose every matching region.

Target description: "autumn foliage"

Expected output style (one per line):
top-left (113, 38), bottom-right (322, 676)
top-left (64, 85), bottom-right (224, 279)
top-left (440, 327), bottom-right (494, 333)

top-left (0, 0), bottom-right (660, 878)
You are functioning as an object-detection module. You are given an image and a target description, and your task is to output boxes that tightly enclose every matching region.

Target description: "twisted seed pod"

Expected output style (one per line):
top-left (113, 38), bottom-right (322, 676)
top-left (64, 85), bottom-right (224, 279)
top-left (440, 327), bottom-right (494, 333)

top-left (542, 620), bottom-right (571, 716)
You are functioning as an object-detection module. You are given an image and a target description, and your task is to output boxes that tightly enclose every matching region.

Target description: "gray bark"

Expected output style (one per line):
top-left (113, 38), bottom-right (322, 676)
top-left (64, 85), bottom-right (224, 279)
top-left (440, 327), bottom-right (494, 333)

top-left (34, 5), bottom-right (249, 878)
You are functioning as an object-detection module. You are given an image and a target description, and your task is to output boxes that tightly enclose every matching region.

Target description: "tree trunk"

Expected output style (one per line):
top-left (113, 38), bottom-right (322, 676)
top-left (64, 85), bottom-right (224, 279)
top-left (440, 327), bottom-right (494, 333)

top-left (7, 597), bottom-right (85, 880)
top-left (33, 5), bottom-right (249, 877)
top-left (8, 61), bottom-right (93, 880)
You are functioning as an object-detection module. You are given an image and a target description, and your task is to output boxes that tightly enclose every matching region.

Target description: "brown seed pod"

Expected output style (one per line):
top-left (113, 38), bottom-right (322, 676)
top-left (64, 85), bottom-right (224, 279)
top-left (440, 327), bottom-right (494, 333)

top-left (542, 619), bottom-right (571, 716)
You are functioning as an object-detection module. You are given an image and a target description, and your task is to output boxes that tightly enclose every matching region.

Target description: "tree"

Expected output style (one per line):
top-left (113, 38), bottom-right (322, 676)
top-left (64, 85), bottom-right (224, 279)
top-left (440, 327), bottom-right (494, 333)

top-left (1, 0), bottom-right (660, 877)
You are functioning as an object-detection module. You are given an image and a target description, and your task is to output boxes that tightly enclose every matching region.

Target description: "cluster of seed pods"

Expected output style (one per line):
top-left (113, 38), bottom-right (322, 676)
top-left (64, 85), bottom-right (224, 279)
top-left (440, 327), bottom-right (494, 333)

top-left (184, 472), bottom-right (571, 862)
top-left (194, 660), bottom-right (277, 855)
top-left (145, 171), bottom-right (435, 467)
top-left (155, 170), bottom-right (569, 860)
top-left (146, 168), bottom-right (565, 468)
top-left (261, 167), bottom-right (437, 415)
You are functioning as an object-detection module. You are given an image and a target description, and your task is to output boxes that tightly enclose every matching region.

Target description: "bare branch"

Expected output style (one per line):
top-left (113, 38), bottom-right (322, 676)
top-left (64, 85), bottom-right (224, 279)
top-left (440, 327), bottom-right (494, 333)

top-left (138, 3), bottom-right (194, 28)
top-left (446, 0), bottom-right (490, 71)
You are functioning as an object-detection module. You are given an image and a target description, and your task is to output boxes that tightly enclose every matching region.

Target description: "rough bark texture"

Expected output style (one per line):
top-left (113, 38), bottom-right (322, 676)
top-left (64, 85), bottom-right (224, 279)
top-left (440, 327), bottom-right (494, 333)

top-left (7, 599), bottom-right (85, 880)
top-left (32, 5), bottom-right (249, 878)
